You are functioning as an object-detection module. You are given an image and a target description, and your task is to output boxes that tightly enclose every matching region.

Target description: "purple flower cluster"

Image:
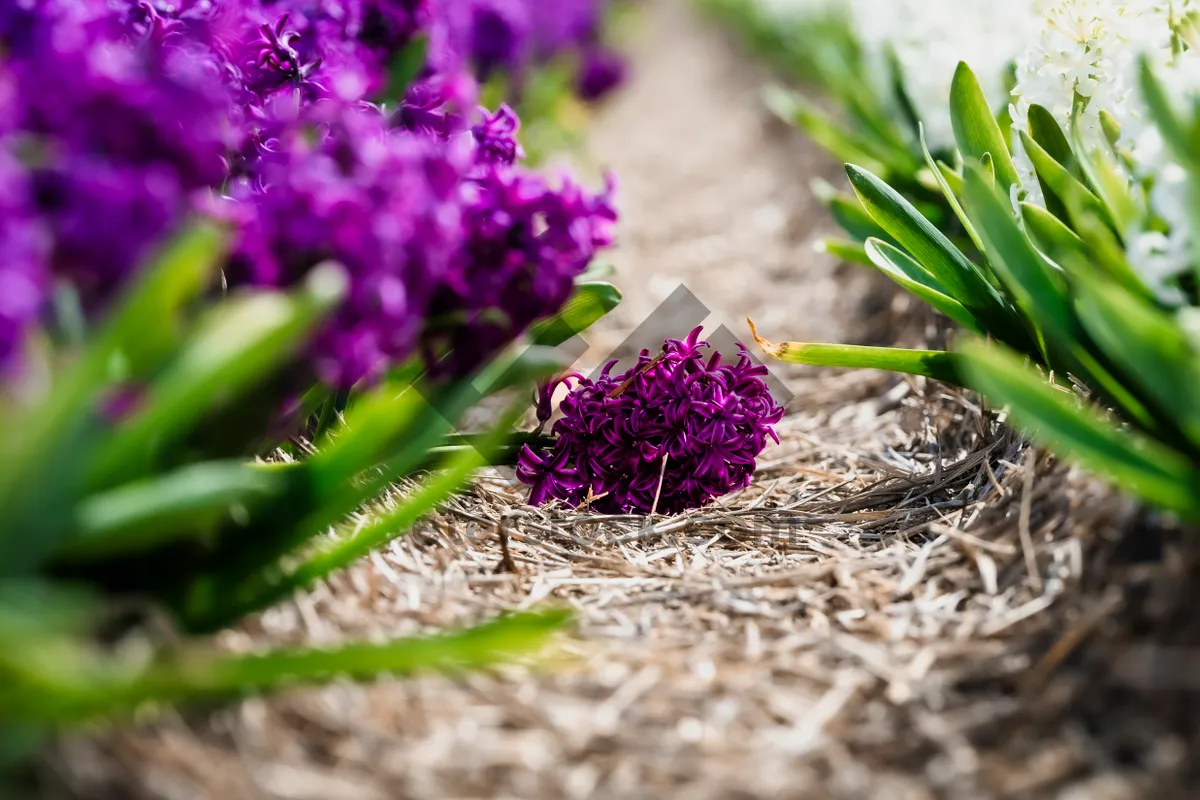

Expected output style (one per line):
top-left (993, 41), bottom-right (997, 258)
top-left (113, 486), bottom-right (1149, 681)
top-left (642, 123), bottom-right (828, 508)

top-left (517, 328), bottom-right (786, 515)
top-left (224, 103), bottom-right (470, 386)
top-left (421, 165), bottom-right (617, 377)
top-left (0, 0), bottom-right (625, 383)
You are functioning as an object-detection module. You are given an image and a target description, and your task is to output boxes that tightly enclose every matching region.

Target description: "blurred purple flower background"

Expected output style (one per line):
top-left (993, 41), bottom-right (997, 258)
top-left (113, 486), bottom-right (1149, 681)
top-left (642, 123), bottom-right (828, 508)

top-left (0, 0), bottom-right (628, 381)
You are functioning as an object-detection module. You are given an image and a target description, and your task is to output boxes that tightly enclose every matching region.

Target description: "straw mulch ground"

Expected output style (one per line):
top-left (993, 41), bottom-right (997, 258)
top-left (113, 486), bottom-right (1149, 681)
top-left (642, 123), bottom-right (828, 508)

top-left (40, 2), bottom-right (1200, 798)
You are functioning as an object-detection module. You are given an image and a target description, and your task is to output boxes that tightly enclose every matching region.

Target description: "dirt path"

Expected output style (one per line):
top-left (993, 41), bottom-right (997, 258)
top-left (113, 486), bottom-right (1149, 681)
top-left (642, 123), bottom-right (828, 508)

top-left (44, 3), bottom-right (1192, 799)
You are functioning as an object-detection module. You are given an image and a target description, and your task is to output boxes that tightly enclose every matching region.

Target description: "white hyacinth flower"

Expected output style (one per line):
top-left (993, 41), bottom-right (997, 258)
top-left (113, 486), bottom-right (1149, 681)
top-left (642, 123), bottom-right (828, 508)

top-left (747, 0), bottom-right (1042, 150)
top-left (748, 0), bottom-right (1200, 295)
top-left (846, 0), bottom-right (1043, 150)
top-left (1009, 0), bottom-right (1200, 297)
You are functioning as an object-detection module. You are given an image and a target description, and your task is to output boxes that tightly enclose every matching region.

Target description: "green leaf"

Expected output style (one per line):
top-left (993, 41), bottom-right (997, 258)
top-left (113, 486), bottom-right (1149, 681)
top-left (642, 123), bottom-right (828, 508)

top-left (949, 62), bottom-right (1020, 190)
top-left (529, 281), bottom-right (622, 346)
top-left (377, 34), bottom-right (428, 103)
top-left (958, 339), bottom-right (1200, 519)
top-left (1018, 130), bottom-right (1111, 229)
top-left (0, 224), bottom-right (228, 573)
top-left (92, 266), bottom-right (346, 487)
top-left (103, 222), bottom-right (229, 378)
top-left (1068, 123), bottom-right (1141, 236)
top-left (1074, 280), bottom-right (1200, 443)
top-left (845, 164), bottom-right (1014, 333)
top-left (1138, 56), bottom-right (1200, 283)
top-left (920, 126), bottom-right (984, 254)
top-left (819, 189), bottom-right (899, 246)
top-left (1058, 186), bottom-right (1153, 299)
top-left (1020, 202), bottom-right (1085, 269)
top-left (979, 152), bottom-right (996, 185)
top-left (309, 383), bottom-right (433, 494)
top-left (764, 87), bottom-right (890, 177)
top-left (196, 402), bottom-right (526, 629)
top-left (1099, 109), bottom-right (1123, 150)
top-left (1139, 56), bottom-right (1191, 160)
top-left (0, 609), bottom-right (570, 723)
top-left (962, 163), bottom-right (1071, 361)
top-left (0, 580), bottom-right (103, 639)
top-left (750, 322), bottom-right (962, 384)
top-left (818, 238), bottom-right (874, 266)
top-left (298, 401), bottom-right (522, 585)
top-left (1026, 104), bottom-right (1081, 180)
top-left (60, 463), bottom-right (282, 563)
top-left (864, 239), bottom-right (979, 330)
top-left (239, 345), bottom-right (563, 605)
top-left (936, 159), bottom-right (966, 197)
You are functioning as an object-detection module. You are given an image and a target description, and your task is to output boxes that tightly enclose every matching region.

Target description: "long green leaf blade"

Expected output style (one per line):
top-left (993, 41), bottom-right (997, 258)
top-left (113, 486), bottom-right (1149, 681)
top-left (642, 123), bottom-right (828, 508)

top-left (764, 87), bottom-right (891, 177)
top-left (1018, 130), bottom-right (1111, 229)
top-left (864, 239), bottom-right (979, 330)
top-left (0, 610), bottom-right (570, 723)
top-left (919, 126), bottom-right (984, 254)
top-left (1075, 280), bottom-right (1200, 443)
top-left (845, 164), bottom-right (1013, 332)
top-left (529, 281), bottom-right (622, 346)
top-left (61, 462), bottom-right (282, 562)
top-left (750, 322), bottom-right (962, 384)
top-left (958, 339), bottom-right (1200, 519)
top-left (0, 224), bottom-right (228, 572)
top-left (1026, 104), bottom-right (1080, 179)
top-left (962, 163), bottom-right (1072, 361)
top-left (92, 267), bottom-right (346, 487)
top-left (949, 62), bottom-right (1020, 190)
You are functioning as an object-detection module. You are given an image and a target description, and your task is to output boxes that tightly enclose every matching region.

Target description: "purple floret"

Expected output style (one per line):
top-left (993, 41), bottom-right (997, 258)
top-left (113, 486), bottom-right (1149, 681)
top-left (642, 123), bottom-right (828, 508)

top-left (517, 328), bottom-right (785, 515)
top-left (470, 104), bottom-right (524, 165)
top-left (577, 45), bottom-right (626, 101)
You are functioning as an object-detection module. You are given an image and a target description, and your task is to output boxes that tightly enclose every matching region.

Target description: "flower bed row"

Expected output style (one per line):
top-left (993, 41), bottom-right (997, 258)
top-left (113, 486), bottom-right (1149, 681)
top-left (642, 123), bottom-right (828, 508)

top-left (0, 0), bottom-right (636, 766)
top-left (707, 0), bottom-right (1200, 521)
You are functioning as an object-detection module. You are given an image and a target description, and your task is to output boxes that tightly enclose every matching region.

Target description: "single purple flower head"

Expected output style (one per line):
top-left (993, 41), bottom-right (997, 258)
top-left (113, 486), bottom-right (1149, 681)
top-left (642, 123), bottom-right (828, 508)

top-left (528, 0), bottom-right (602, 59)
top-left (517, 327), bottom-right (785, 515)
top-left (576, 45), bottom-right (626, 102)
top-left (464, 0), bottom-right (531, 80)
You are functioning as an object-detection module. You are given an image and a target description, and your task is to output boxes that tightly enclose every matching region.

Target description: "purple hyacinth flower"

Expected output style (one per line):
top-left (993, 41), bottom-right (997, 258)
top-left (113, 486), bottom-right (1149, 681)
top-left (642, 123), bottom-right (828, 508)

top-left (577, 45), bottom-right (626, 102)
top-left (517, 327), bottom-right (785, 515)
top-left (470, 104), bottom-right (524, 165)
top-left (528, 0), bottom-right (602, 60)
top-left (465, 0), bottom-right (531, 80)
top-left (358, 0), bottom-right (431, 53)
top-left (421, 163), bottom-right (616, 378)
top-left (0, 147), bottom-right (49, 377)
top-left (227, 100), bottom-right (470, 387)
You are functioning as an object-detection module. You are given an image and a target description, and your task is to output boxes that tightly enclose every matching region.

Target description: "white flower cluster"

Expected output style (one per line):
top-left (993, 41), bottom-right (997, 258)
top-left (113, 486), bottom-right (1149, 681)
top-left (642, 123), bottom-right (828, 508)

top-left (1009, 0), bottom-right (1200, 294)
top-left (846, 0), bottom-right (1043, 150)
top-left (750, 0), bottom-right (1200, 294)
top-left (746, 0), bottom-right (1042, 151)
